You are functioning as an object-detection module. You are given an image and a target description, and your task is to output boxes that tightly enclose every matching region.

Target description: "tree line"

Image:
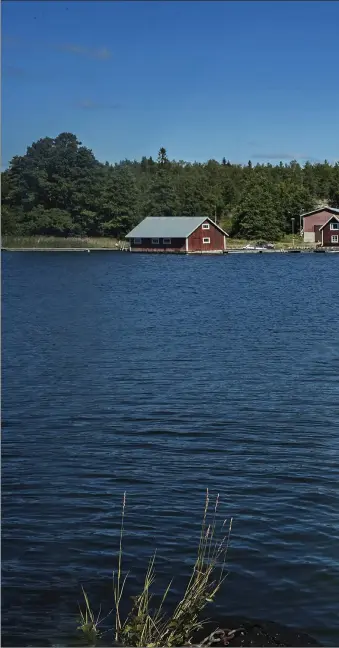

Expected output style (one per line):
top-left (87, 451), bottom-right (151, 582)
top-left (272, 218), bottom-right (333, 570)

top-left (2, 132), bottom-right (339, 240)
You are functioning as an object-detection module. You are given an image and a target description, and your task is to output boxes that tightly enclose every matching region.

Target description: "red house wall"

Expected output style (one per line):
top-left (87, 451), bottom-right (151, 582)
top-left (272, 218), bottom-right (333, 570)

top-left (303, 209), bottom-right (335, 233)
top-left (187, 220), bottom-right (225, 252)
top-left (322, 220), bottom-right (339, 246)
top-left (130, 237), bottom-right (186, 252)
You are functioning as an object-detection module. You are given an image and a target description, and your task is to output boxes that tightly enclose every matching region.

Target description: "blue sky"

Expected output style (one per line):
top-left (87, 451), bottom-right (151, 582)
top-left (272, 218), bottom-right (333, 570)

top-left (2, 1), bottom-right (339, 168)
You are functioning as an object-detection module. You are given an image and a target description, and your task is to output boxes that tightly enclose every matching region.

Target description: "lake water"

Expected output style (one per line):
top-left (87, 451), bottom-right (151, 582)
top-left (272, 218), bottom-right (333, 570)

top-left (2, 251), bottom-right (339, 647)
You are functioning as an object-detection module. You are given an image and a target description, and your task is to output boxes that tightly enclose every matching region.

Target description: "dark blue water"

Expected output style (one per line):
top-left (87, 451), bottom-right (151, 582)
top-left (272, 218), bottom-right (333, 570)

top-left (2, 251), bottom-right (339, 647)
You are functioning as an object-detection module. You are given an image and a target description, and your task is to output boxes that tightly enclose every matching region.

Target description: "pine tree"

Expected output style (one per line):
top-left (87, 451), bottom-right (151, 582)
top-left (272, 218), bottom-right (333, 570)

top-left (146, 148), bottom-right (178, 216)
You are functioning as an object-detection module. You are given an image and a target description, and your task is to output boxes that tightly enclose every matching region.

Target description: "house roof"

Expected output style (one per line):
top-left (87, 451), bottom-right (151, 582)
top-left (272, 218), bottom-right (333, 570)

top-left (319, 215), bottom-right (339, 231)
top-left (125, 216), bottom-right (229, 239)
top-left (301, 206), bottom-right (339, 218)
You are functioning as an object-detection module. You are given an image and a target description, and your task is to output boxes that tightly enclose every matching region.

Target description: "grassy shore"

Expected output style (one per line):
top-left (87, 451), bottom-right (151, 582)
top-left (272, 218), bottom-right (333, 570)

top-left (2, 234), bottom-right (314, 251)
top-left (1, 235), bottom-right (127, 249)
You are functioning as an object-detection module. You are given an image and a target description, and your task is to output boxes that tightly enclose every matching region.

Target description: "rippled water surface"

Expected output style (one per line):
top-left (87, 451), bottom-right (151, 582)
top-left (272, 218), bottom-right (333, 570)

top-left (2, 251), bottom-right (339, 646)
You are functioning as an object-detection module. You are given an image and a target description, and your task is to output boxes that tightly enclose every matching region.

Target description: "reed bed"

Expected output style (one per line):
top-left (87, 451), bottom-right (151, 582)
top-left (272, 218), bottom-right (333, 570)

top-left (2, 236), bottom-right (125, 249)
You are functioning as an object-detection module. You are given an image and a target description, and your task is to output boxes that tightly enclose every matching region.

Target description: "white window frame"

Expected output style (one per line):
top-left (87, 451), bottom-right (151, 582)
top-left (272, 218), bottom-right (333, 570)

top-left (134, 238), bottom-right (141, 244)
top-left (163, 238), bottom-right (171, 244)
top-left (151, 238), bottom-right (159, 244)
top-left (331, 235), bottom-right (338, 243)
top-left (202, 223), bottom-right (210, 230)
top-left (330, 222), bottom-right (339, 230)
top-left (203, 237), bottom-right (211, 244)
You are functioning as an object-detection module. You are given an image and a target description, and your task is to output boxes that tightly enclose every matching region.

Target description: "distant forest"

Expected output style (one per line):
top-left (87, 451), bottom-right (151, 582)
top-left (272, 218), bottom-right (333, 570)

top-left (2, 132), bottom-right (339, 240)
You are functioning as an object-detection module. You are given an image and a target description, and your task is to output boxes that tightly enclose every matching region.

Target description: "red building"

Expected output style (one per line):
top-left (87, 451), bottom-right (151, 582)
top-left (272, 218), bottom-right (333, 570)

top-left (126, 217), bottom-right (229, 253)
top-left (301, 206), bottom-right (339, 243)
top-left (319, 214), bottom-right (339, 247)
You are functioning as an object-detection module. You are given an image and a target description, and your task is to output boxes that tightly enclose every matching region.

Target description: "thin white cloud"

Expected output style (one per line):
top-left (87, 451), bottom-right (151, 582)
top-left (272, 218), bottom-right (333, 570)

top-left (58, 44), bottom-right (111, 59)
top-left (251, 152), bottom-right (319, 162)
top-left (76, 99), bottom-right (122, 110)
top-left (2, 35), bottom-right (21, 47)
top-left (3, 36), bottom-right (112, 60)
top-left (3, 65), bottom-right (27, 78)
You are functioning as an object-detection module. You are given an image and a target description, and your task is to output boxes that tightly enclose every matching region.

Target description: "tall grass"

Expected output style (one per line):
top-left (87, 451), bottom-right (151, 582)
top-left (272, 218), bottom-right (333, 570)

top-left (2, 236), bottom-right (127, 249)
top-left (78, 490), bottom-right (232, 647)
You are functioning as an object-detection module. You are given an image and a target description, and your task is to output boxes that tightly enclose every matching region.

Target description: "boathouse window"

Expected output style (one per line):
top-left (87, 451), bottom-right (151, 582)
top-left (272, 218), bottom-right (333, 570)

top-left (331, 235), bottom-right (338, 243)
top-left (330, 222), bottom-right (339, 230)
top-left (203, 237), bottom-right (210, 244)
top-left (163, 238), bottom-right (171, 244)
top-left (202, 223), bottom-right (210, 230)
top-left (134, 238), bottom-right (141, 244)
top-left (152, 238), bottom-right (159, 244)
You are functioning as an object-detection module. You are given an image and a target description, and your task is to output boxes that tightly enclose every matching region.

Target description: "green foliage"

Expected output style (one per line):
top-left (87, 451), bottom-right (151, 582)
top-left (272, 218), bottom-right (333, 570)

top-left (232, 176), bottom-right (281, 240)
top-left (77, 587), bottom-right (106, 645)
top-left (275, 181), bottom-right (315, 234)
top-left (99, 166), bottom-right (139, 236)
top-left (77, 491), bottom-right (232, 648)
top-left (328, 164), bottom-right (339, 208)
top-left (22, 206), bottom-right (75, 236)
top-left (2, 132), bottom-right (339, 239)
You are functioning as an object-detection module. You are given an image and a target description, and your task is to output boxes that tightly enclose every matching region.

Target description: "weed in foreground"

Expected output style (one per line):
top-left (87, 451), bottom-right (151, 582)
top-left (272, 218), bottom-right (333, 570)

top-left (78, 490), bottom-right (232, 647)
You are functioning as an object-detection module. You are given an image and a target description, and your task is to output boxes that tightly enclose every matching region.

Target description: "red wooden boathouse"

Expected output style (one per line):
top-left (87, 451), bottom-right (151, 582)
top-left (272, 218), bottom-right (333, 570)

top-left (125, 216), bottom-right (229, 253)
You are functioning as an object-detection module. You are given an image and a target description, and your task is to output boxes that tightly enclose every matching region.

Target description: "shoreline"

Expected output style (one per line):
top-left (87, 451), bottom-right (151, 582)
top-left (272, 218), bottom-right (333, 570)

top-left (2, 247), bottom-right (339, 254)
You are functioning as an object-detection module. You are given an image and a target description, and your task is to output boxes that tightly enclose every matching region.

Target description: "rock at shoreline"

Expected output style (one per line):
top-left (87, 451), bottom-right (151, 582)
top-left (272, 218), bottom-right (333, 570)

top-left (193, 618), bottom-right (320, 647)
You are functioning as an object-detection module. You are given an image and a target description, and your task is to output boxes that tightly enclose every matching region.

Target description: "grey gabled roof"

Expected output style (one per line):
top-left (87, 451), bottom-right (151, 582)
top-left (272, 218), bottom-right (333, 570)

top-left (301, 206), bottom-right (339, 218)
top-left (125, 216), bottom-right (229, 239)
